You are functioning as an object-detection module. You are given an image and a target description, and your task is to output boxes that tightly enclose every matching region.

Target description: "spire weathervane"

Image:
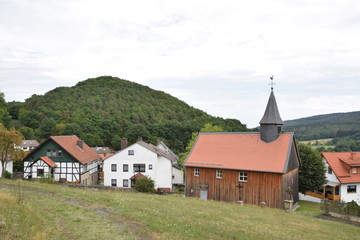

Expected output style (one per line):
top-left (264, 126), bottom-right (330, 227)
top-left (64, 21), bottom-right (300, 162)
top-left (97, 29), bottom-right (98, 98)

top-left (269, 75), bottom-right (275, 90)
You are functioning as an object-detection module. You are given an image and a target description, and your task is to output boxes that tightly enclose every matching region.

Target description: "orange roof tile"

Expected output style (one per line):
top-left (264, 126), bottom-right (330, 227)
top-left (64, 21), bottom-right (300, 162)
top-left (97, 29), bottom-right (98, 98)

top-left (98, 153), bottom-right (113, 160)
top-left (40, 156), bottom-right (57, 168)
top-left (130, 172), bottom-right (145, 180)
top-left (184, 132), bottom-right (294, 173)
top-left (51, 136), bottom-right (100, 164)
top-left (322, 152), bottom-right (360, 183)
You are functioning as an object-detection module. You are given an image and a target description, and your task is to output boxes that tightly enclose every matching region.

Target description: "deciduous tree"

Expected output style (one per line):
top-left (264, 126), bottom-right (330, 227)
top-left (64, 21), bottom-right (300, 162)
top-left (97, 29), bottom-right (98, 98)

top-left (298, 142), bottom-right (326, 193)
top-left (0, 125), bottom-right (24, 178)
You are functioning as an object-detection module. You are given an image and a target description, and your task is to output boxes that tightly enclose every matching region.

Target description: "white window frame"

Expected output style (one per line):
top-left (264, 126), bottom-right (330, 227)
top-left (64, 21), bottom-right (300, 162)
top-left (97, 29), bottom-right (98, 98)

top-left (216, 169), bottom-right (222, 179)
top-left (111, 179), bottom-right (117, 187)
top-left (111, 164), bottom-right (117, 172)
top-left (123, 164), bottom-right (128, 172)
top-left (352, 168), bottom-right (357, 174)
top-left (194, 168), bottom-right (199, 177)
top-left (123, 179), bottom-right (129, 187)
top-left (239, 172), bottom-right (248, 182)
top-left (347, 185), bottom-right (357, 194)
top-left (128, 150), bottom-right (134, 155)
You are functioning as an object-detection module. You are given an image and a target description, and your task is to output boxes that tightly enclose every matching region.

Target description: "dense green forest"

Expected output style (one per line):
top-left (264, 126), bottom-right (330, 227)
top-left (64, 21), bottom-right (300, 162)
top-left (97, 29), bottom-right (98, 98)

top-left (284, 112), bottom-right (360, 152)
top-left (284, 111), bottom-right (360, 140)
top-left (2, 76), bottom-right (248, 154)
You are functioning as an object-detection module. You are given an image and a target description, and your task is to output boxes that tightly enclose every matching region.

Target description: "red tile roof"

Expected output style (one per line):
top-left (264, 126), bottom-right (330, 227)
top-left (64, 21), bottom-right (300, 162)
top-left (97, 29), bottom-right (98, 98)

top-left (98, 153), bottom-right (113, 160)
top-left (184, 132), bottom-right (294, 173)
top-left (322, 152), bottom-right (360, 183)
top-left (130, 172), bottom-right (145, 180)
top-left (40, 156), bottom-right (57, 168)
top-left (51, 136), bottom-right (100, 164)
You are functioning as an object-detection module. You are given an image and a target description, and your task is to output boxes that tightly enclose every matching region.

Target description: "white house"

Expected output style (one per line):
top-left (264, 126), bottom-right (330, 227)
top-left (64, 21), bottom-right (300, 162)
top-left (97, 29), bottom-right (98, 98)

top-left (103, 139), bottom-right (183, 191)
top-left (322, 152), bottom-right (360, 204)
top-left (15, 140), bottom-right (40, 152)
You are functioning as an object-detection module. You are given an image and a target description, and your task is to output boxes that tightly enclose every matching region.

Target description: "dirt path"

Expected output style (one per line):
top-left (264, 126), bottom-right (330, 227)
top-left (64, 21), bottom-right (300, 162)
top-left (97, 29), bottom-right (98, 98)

top-left (0, 182), bottom-right (154, 240)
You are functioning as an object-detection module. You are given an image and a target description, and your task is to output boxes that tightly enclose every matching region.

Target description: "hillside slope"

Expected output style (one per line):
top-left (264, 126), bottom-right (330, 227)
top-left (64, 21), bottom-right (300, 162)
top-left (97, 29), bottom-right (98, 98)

top-left (10, 76), bottom-right (247, 153)
top-left (284, 111), bottom-right (360, 140)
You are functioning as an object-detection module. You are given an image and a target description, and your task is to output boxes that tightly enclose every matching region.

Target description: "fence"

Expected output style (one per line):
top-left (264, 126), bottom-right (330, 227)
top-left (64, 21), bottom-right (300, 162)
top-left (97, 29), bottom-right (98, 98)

top-left (321, 199), bottom-right (360, 222)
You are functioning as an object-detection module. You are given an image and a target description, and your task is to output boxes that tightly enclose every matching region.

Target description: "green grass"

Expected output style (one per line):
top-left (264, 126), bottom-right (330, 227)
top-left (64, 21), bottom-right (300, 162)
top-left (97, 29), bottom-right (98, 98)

top-left (296, 200), bottom-right (321, 215)
top-left (1, 179), bottom-right (359, 240)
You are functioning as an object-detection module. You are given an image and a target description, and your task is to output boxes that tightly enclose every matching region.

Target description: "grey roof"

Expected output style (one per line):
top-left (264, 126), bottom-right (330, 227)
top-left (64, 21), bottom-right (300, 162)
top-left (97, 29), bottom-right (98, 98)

top-left (259, 90), bottom-right (283, 125)
top-left (21, 140), bottom-right (40, 148)
top-left (91, 147), bottom-right (112, 154)
top-left (136, 141), bottom-right (180, 167)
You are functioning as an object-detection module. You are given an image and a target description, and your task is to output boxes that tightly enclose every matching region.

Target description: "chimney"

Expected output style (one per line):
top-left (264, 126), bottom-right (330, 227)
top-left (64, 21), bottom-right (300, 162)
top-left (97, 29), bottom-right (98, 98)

top-left (77, 139), bottom-right (84, 150)
top-left (120, 138), bottom-right (128, 150)
top-left (138, 136), bottom-right (143, 142)
top-left (351, 152), bottom-right (356, 160)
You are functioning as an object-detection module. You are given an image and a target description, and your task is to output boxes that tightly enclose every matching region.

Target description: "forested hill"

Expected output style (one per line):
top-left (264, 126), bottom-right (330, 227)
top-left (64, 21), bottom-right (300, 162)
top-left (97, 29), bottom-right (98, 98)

top-left (7, 76), bottom-right (247, 153)
top-left (283, 111), bottom-right (360, 140)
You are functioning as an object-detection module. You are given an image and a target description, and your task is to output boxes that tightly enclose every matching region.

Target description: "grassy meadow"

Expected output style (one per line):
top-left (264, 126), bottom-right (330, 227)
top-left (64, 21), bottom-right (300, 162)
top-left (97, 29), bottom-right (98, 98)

top-left (0, 179), bottom-right (359, 240)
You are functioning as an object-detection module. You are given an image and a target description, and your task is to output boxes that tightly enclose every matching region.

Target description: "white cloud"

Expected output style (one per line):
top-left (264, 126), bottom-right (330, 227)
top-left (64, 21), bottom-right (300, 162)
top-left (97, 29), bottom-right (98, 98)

top-left (0, 0), bottom-right (359, 127)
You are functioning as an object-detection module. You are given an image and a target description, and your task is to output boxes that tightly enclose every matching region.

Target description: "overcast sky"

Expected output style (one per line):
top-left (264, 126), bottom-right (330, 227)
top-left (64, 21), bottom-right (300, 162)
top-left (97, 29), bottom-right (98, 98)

top-left (1, 0), bottom-right (359, 128)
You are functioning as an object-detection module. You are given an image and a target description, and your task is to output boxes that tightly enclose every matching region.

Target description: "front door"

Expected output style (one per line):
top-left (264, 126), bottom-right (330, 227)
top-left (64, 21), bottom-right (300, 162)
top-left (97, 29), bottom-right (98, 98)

top-left (200, 190), bottom-right (207, 200)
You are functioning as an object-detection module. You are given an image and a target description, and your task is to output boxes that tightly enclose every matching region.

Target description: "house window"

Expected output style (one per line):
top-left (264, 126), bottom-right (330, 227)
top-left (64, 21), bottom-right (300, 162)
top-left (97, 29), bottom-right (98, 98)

top-left (194, 168), bottom-right (200, 177)
top-left (128, 150), bottom-right (134, 155)
top-left (111, 179), bottom-right (117, 187)
top-left (239, 172), bottom-right (248, 182)
top-left (123, 164), bottom-right (128, 172)
top-left (352, 168), bottom-right (357, 174)
top-left (328, 167), bottom-right (333, 174)
top-left (111, 164), bottom-right (117, 172)
top-left (134, 164), bottom-right (145, 172)
top-left (123, 179), bottom-right (129, 187)
top-left (149, 164), bottom-right (153, 170)
top-left (37, 169), bottom-right (44, 177)
top-left (47, 149), bottom-right (57, 157)
top-left (347, 185), bottom-right (357, 193)
top-left (216, 169), bottom-right (222, 179)
top-left (46, 149), bottom-right (51, 157)
top-left (57, 150), bottom-right (62, 157)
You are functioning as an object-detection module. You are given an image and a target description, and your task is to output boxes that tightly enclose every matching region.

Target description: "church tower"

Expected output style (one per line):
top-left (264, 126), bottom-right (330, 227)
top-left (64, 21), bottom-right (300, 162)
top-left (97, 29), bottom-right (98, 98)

top-left (259, 85), bottom-right (283, 143)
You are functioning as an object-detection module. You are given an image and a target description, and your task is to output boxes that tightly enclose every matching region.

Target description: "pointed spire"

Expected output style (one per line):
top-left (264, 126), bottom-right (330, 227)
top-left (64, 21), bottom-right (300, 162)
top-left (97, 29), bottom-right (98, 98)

top-left (259, 82), bottom-right (284, 142)
top-left (259, 90), bottom-right (283, 125)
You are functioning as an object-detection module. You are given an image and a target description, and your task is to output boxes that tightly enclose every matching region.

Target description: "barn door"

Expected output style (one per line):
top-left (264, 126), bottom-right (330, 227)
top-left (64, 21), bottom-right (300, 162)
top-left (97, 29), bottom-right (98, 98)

top-left (200, 190), bottom-right (207, 200)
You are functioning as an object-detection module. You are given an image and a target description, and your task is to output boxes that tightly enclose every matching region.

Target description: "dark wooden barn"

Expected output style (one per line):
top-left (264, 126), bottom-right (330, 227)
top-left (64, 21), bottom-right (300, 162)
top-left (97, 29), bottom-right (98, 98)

top-left (184, 89), bottom-right (300, 209)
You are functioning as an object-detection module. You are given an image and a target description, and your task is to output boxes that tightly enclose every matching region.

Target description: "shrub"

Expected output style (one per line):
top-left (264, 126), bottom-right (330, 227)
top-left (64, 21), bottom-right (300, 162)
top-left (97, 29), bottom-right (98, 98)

top-left (39, 173), bottom-right (56, 184)
top-left (4, 170), bottom-right (12, 179)
top-left (134, 176), bottom-right (155, 193)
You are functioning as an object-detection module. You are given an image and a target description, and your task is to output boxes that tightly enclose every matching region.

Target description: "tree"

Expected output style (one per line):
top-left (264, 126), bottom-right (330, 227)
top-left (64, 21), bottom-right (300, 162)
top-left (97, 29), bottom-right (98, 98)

top-left (134, 176), bottom-right (155, 193)
top-left (0, 125), bottom-right (24, 178)
top-left (178, 123), bottom-right (224, 165)
top-left (298, 142), bottom-right (326, 193)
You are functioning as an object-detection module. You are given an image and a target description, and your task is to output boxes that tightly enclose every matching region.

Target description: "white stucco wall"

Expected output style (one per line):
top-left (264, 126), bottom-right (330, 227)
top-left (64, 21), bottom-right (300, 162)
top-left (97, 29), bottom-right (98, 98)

top-left (172, 167), bottom-right (184, 185)
top-left (104, 143), bottom-right (159, 188)
top-left (323, 159), bottom-right (340, 184)
top-left (0, 161), bottom-right (13, 177)
top-left (340, 183), bottom-right (360, 205)
top-left (103, 143), bottom-right (174, 189)
top-left (157, 156), bottom-right (172, 189)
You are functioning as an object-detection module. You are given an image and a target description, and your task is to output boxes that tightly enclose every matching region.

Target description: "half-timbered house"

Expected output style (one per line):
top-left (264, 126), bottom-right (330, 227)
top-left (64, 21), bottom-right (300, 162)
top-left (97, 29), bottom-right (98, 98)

top-left (184, 89), bottom-right (300, 209)
top-left (23, 136), bottom-right (101, 185)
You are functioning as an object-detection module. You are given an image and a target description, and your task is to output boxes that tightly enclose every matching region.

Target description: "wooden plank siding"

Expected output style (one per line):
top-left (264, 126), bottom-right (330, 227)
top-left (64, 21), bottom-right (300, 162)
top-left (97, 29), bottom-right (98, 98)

top-left (186, 167), bottom-right (299, 209)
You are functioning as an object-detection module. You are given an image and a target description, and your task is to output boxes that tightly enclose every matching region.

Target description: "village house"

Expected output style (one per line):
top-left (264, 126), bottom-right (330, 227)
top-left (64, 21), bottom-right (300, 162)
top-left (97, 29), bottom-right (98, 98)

top-left (15, 140), bottom-right (40, 152)
top-left (103, 138), bottom-right (184, 191)
top-left (184, 89), bottom-right (300, 209)
top-left (23, 135), bottom-right (101, 185)
top-left (321, 152), bottom-right (360, 204)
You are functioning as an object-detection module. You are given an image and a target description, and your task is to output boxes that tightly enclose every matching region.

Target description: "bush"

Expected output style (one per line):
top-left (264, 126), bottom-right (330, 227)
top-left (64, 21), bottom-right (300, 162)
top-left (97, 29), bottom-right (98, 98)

top-left (39, 173), bottom-right (56, 184)
top-left (134, 176), bottom-right (155, 193)
top-left (4, 170), bottom-right (12, 179)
